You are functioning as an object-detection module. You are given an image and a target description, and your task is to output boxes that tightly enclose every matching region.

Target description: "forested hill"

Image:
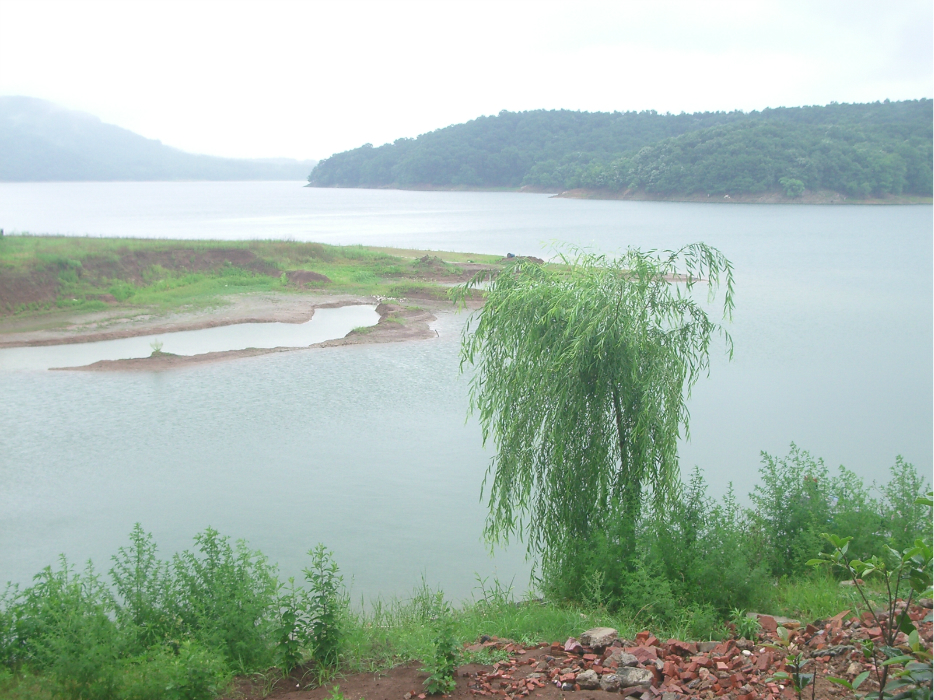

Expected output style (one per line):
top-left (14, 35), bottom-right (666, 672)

top-left (0, 97), bottom-right (317, 181)
top-left (307, 100), bottom-right (933, 199)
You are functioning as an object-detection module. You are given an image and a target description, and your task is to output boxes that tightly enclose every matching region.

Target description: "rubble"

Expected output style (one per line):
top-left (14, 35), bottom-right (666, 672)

top-left (461, 599), bottom-right (933, 699)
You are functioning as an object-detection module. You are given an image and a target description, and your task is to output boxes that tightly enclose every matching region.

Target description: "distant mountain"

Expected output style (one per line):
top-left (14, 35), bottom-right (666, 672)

top-left (0, 97), bottom-right (316, 181)
top-left (308, 100), bottom-right (933, 198)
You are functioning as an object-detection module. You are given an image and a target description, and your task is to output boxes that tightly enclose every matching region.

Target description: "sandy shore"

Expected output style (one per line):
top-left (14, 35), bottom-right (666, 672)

top-left (48, 302), bottom-right (440, 372)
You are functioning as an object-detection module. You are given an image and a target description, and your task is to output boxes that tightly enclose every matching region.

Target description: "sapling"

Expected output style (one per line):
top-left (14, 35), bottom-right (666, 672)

top-left (304, 544), bottom-right (344, 667)
top-left (808, 491), bottom-right (933, 699)
top-left (421, 601), bottom-right (459, 695)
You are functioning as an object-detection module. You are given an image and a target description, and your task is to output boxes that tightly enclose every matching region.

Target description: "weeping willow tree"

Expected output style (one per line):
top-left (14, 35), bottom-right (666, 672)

top-left (453, 245), bottom-right (735, 595)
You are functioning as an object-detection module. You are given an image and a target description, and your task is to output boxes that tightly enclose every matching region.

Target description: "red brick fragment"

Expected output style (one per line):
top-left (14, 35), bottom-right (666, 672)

top-left (756, 651), bottom-right (773, 671)
top-left (666, 639), bottom-right (698, 656)
top-left (626, 645), bottom-right (658, 663)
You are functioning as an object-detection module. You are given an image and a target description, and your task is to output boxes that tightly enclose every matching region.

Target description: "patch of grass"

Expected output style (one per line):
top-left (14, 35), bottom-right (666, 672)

top-left (0, 235), bottom-right (501, 321)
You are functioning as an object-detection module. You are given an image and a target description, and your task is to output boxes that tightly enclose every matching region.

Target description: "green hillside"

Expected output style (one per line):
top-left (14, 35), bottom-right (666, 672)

top-left (308, 100), bottom-right (933, 198)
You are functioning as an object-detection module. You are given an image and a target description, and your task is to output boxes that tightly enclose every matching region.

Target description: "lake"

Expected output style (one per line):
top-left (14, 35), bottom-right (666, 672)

top-left (1, 181), bottom-right (931, 602)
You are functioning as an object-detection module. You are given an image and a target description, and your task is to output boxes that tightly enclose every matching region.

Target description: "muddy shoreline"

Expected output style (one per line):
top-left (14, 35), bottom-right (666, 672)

top-left (0, 293), bottom-right (382, 349)
top-left (48, 302), bottom-right (440, 372)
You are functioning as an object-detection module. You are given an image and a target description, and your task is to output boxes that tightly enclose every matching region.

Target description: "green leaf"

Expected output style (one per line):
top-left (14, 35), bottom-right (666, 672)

top-left (827, 676), bottom-right (853, 689)
top-left (881, 655), bottom-right (914, 666)
top-left (853, 670), bottom-right (870, 689)
top-left (897, 611), bottom-right (917, 636)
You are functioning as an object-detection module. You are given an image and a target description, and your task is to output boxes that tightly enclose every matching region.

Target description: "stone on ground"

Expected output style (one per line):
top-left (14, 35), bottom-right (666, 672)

top-left (617, 666), bottom-right (654, 688)
top-left (580, 626), bottom-right (618, 648)
top-left (605, 649), bottom-right (639, 667)
top-left (575, 669), bottom-right (600, 690)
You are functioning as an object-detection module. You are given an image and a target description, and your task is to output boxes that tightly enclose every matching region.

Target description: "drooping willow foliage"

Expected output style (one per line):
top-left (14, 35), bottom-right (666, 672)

top-left (453, 245), bottom-right (735, 572)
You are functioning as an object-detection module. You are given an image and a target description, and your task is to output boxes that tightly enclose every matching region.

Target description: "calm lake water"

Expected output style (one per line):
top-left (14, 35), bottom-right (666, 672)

top-left (1, 182), bottom-right (931, 601)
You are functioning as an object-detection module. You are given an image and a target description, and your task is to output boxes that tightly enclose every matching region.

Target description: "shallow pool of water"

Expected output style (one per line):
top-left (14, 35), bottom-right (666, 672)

top-left (0, 305), bottom-right (379, 371)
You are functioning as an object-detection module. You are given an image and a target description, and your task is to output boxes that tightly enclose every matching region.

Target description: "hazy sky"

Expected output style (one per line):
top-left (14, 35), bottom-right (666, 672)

top-left (1, 0), bottom-right (931, 160)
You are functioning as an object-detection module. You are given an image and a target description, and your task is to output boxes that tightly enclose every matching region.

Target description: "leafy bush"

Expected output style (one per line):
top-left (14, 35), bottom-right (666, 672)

top-left (421, 600), bottom-right (459, 695)
top-left (171, 528), bottom-right (279, 671)
top-left (304, 544), bottom-right (345, 667)
top-left (119, 642), bottom-right (228, 700)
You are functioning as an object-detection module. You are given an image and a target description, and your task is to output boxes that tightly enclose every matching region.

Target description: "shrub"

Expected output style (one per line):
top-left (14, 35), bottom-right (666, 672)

top-left (110, 524), bottom-right (177, 652)
top-left (9, 558), bottom-right (123, 700)
top-left (421, 600), bottom-right (459, 695)
top-left (304, 544), bottom-right (345, 667)
top-left (171, 528), bottom-right (279, 671)
top-left (881, 456), bottom-right (929, 551)
top-left (750, 444), bottom-right (832, 577)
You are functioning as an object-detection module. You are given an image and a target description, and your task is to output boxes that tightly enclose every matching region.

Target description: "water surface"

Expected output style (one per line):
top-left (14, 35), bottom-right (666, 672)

top-left (1, 183), bottom-right (930, 600)
top-left (0, 305), bottom-right (379, 371)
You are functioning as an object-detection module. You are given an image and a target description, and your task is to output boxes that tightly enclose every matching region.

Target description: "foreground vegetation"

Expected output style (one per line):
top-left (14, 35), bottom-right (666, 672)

top-left (308, 100), bottom-right (933, 199)
top-left (0, 235), bottom-right (500, 319)
top-left (0, 448), bottom-right (928, 699)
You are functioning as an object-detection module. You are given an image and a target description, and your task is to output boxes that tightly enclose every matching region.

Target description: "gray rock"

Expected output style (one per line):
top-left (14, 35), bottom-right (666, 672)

top-left (826, 644), bottom-right (856, 657)
top-left (576, 669), bottom-right (600, 690)
top-left (660, 694), bottom-right (681, 700)
top-left (561, 682), bottom-right (575, 691)
top-left (617, 667), bottom-right (654, 688)
top-left (606, 649), bottom-right (639, 667)
top-left (580, 626), bottom-right (618, 649)
top-left (599, 674), bottom-right (621, 692)
top-left (698, 641), bottom-right (719, 653)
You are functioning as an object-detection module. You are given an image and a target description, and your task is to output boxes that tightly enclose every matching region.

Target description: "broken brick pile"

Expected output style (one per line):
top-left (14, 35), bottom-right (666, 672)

top-left (460, 599), bottom-right (933, 700)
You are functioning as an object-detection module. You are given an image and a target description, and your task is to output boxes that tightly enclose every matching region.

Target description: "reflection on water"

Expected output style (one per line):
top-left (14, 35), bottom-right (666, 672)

top-left (0, 305), bottom-right (379, 372)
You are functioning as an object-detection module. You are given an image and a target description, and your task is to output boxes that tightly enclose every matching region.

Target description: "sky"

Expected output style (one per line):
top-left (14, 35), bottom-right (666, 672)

top-left (1, 0), bottom-right (931, 161)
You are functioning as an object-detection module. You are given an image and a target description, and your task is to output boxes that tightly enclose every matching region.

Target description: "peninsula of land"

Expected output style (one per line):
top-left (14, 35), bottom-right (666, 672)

top-left (0, 236), bottom-right (499, 369)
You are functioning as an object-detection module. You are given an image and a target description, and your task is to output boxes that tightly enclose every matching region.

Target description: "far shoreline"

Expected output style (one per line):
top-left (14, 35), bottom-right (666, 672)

top-left (304, 182), bottom-right (933, 205)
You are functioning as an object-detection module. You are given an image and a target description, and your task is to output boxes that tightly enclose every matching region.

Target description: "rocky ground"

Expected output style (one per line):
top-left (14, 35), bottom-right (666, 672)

top-left (228, 599), bottom-right (932, 700)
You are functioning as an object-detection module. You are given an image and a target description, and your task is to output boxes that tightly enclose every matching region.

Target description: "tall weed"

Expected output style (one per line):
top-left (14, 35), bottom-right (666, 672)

top-left (171, 528), bottom-right (279, 670)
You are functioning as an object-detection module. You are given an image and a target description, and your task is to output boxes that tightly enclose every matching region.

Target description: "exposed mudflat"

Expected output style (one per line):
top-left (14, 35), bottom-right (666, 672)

top-left (48, 303), bottom-right (439, 371)
top-left (0, 293), bottom-right (372, 348)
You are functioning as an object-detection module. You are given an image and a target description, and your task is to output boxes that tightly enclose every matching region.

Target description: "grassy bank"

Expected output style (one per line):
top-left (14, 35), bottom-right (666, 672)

top-left (0, 532), bottom-right (888, 700)
top-left (0, 235), bottom-right (502, 320)
top-left (0, 447), bottom-right (928, 699)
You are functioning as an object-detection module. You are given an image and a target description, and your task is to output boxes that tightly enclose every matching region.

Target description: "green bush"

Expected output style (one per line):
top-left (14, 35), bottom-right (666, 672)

top-left (118, 642), bottom-right (227, 700)
top-left (171, 528), bottom-right (279, 671)
top-left (304, 544), bottom-right (345, 667)
top-left (421, 600), bottom-right (459, 695)
top-left (7, 559), bottom-right (123, 700)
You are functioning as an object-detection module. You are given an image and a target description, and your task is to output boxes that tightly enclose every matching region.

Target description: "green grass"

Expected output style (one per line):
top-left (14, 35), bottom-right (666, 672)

top-left (0, 235), bottom-right (496, 320)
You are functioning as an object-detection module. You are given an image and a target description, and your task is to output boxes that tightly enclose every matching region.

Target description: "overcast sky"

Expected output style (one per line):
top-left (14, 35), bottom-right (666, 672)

top-left (1, 0), bottom-right (931, 160)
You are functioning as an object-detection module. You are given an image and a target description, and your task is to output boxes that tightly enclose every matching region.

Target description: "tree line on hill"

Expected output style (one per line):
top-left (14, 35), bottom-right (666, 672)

top-left (308, 100), bottom-right (933, 198)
